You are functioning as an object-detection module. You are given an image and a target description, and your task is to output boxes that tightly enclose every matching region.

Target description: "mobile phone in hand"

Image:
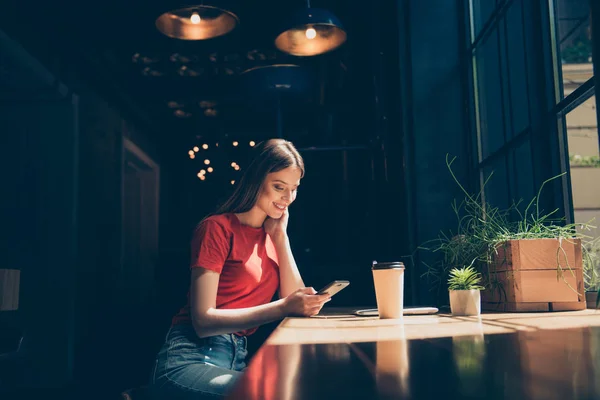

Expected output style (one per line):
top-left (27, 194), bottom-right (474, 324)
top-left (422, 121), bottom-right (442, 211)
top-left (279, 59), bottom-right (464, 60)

top-left (316, 280), bottom-right (350, 297)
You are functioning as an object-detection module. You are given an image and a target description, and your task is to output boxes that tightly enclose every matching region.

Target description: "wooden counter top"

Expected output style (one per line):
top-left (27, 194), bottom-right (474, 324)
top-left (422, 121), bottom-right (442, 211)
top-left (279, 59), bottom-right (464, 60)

top-left (228, 307), bottom-right (600, 400)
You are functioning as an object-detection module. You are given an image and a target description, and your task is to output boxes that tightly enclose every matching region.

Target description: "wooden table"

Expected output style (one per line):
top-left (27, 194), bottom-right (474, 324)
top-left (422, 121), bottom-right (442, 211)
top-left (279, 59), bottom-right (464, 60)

top-left (228, 307), bottom-right (600, 400)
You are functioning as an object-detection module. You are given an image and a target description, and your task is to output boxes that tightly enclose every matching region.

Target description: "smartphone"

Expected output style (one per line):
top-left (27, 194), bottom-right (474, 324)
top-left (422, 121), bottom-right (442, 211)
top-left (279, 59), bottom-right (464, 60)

top-left (316, 280), bottom-right (350, 296)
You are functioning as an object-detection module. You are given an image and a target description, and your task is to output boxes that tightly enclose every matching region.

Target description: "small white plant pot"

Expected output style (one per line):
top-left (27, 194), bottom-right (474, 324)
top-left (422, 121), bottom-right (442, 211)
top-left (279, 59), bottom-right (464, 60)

top-left (449, 290), bottom-right (481, 316)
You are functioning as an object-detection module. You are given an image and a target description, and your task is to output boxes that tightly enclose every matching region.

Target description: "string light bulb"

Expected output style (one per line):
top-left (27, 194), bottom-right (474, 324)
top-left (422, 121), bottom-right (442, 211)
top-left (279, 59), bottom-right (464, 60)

top-left (190, 10), bottom-right (201, 24)
top-left (200, 175), bottom-right (206, 181)
top-left (231, 180), bottom-right (235, 185)
top-left (202, 144), bottom-right (208, 149)
top-left (249, 141), bottom-right (255, 147)
top-left (204, 159), bottom-right (210, 165)
top-left (233, 141), bottom-right (238, 147)
top-left (231, 162), bottom-right (237, 167)
top-left (207, 167), bottom-right (213, 173)
top-left (188, 150), bottom-right (195, 155)
top-left (190, 154), bottom-right (195, 159)
top-left (193, 146), bottom-right (199, 152)
top-left (234, 165), bottom-right (240, 171)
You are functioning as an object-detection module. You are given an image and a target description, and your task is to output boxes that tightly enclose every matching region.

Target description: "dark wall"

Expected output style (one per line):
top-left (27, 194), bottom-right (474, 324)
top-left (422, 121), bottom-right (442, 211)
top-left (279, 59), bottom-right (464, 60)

top-left (0, 12), bottom-right (167, 396)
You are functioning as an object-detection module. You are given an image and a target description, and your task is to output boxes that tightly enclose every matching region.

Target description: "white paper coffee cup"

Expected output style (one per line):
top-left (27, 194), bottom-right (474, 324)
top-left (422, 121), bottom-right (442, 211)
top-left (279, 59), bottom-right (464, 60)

top-left (372, 261), bottom-right (405, 319)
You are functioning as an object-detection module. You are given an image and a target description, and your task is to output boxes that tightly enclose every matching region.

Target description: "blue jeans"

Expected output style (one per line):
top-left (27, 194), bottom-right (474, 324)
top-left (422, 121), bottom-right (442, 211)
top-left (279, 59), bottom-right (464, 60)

top-left (149, 324), bottom-right (248, 399)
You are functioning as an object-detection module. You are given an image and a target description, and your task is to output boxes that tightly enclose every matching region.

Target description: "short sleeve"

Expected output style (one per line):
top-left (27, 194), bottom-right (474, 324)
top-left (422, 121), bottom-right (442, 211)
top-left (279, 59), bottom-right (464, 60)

top-left (190, 219), bottom-right (231, 273)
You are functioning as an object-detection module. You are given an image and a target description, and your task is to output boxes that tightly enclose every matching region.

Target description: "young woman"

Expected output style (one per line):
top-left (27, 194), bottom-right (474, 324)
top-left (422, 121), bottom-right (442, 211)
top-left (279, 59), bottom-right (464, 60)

top-left (149, 139), bottom-right (331, 399)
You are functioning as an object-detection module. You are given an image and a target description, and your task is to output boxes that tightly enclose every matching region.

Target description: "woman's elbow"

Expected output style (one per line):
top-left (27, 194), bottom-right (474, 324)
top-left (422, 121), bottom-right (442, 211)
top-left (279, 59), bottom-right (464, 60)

top-left (191, 313), bottom-right (213, 338)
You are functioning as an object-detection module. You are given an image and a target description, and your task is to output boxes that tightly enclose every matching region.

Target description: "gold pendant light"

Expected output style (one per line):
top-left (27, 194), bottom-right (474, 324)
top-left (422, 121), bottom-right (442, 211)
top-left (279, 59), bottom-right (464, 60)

top-left (155, 4), bottom-right (239, 40)
top-left (275, 1), bottom-right (346, 56)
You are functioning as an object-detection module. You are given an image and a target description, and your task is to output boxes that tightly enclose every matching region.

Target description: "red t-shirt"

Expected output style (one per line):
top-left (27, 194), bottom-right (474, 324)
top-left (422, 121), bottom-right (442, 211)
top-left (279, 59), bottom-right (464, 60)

top-left (171, 213), bottom-right (280, 336)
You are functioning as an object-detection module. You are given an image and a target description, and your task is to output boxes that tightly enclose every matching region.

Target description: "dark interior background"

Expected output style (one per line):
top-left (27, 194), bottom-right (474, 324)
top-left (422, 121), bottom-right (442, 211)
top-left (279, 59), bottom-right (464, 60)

top-left (0, 0), bottom-right (476, 397)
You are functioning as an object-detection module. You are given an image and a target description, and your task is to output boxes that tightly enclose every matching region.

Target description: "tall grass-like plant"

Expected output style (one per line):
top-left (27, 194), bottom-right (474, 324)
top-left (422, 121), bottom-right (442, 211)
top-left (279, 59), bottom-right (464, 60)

top-left (420, 155), bottom-right (598, 306)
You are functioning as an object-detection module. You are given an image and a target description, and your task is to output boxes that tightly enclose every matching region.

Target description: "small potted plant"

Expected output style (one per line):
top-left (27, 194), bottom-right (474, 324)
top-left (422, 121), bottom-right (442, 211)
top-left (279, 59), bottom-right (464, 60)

top-left (448, 265), bottom-right (484, 316)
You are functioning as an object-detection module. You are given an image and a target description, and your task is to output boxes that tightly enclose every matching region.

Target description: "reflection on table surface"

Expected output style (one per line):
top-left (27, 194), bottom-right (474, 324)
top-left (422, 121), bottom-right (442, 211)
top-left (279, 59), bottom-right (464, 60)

top-left (228, 309), bottom-right (600, 400)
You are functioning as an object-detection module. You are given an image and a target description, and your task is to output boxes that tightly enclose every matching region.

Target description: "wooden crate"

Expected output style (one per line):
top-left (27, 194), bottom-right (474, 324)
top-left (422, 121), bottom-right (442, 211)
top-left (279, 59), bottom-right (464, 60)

top-left (481, 239), bottom-right (586, 312)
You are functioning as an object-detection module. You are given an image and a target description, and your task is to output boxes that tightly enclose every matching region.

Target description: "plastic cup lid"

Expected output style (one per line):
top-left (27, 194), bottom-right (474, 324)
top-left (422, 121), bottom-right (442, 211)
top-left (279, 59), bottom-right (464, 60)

top-left (371, 261), bottom-right (405, 270)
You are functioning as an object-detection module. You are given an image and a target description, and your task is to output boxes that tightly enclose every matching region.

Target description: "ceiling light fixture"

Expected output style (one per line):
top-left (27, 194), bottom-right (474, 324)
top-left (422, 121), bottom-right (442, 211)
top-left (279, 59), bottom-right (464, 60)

top-left (275, 0), bottom-right (346, 56)
top-left (156, 4), bottom-right (239, 40)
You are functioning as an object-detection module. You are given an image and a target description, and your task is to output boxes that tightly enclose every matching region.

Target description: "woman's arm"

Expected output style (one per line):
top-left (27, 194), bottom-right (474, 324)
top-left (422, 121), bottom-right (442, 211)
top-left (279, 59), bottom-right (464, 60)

top-left (190, 268), bottom-right (329, 338)
top-left (264, 209), bottom-right (305, 298)
top-left (272, 234), bottom-right (305, 298)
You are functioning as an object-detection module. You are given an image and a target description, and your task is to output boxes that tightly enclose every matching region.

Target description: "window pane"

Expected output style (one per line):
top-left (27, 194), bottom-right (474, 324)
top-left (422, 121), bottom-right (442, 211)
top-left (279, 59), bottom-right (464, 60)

top-left (567, 94), bottom-right (600, 233)
top-left (566, 94), bottom-right (600, 290)
top-left (470, 0), bottom-right (498, 39)
top-left (511, 139), bottom-right (535, 210)
top-left (505, 1), bottom-right (530, 136)
top-left (483, 157), bottom-right (510, 212)
top-left (475, 30), bottom-right (505, 158)
top-left (555, 0), bottom-right (592, 99)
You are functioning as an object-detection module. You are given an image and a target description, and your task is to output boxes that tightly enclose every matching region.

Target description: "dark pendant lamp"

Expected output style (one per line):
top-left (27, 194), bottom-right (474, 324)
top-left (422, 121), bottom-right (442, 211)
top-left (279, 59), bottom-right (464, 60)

top-left (275, 0), bottom-right (346, 56)
top-left (155, 4), bottom-right (239, 40)
top-left (241, 64), bottom-right (313, 137)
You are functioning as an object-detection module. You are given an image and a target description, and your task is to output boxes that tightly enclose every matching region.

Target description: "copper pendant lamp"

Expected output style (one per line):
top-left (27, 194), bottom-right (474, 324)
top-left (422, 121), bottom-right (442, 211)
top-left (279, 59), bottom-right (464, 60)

top-left (275, 0), bottom-right (346, 56)
top-left (155, 4), bottom-right (239, 40)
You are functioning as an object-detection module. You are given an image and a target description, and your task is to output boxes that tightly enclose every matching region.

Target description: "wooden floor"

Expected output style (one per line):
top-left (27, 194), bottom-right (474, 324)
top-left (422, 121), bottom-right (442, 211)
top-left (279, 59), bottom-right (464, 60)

top-left (228, 308), bottom-right (600, 400)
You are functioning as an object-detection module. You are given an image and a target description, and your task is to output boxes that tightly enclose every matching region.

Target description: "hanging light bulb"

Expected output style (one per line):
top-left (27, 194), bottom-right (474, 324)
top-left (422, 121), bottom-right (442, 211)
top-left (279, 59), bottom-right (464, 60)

top-left (275, 1), bottom-right (346, 56)
top-left (156, 5), bottom-right (239, 41)
top-left (233, 141), bottom-right (239, 147)
top-left (202, 144), bottom-right (208, 149)
top-left (249, 141), bottom-right (256, 147)
top-left (305, 27), bottom-right (316, 39)
top-left (190, 10), bottom-right (201, 24)
top-left (231, 180), bottom-right (235, 185)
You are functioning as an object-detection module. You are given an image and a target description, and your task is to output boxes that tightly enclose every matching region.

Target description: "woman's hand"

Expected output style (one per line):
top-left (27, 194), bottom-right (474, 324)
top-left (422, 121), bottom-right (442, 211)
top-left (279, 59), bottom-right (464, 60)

top-left (282, 287), bottom-right (331, 317)
top-left (264, 208), bottom-right (289, 243)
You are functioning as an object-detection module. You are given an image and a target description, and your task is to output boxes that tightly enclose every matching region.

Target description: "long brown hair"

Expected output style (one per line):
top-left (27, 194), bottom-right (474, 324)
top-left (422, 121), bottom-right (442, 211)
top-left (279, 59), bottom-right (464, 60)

top-left (212, 139), bottom-right (304, 215)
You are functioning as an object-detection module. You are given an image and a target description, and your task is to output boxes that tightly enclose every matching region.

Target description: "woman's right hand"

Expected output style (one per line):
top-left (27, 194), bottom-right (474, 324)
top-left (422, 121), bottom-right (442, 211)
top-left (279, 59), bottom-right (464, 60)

top-left (282, 287), bottom-right (331, 317)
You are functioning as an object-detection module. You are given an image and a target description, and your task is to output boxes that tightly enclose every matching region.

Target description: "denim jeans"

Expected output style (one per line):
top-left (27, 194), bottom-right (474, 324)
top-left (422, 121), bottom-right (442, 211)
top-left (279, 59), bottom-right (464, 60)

top-left (149, 324), bottom-right (248, 399)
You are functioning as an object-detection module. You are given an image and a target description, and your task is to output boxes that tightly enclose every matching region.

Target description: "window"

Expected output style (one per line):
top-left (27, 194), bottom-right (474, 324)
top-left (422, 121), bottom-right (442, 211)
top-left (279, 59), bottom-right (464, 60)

top-left (468, 0), bottom-right (539, 209)
top-left (554, 0), bottom-right (593, 98)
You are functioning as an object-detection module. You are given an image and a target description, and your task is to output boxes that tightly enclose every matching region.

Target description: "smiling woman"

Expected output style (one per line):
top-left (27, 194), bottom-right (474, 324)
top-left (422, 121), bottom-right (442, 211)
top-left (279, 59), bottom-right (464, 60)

top-left (148, 139), bottom-right (331, 399)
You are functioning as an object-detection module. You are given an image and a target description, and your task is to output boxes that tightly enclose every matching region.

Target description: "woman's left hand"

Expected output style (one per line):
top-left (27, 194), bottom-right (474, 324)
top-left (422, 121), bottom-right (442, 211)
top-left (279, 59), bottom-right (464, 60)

top-left (264, 208), bottom-right (289, 242)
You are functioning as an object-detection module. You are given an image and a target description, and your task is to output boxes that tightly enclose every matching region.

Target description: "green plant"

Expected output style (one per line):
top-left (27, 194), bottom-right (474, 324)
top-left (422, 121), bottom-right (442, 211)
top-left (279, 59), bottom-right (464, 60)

top-left (583, 237), bottom-right (600, 308)
top-left (420, 155), bottom-right (597, 304)
top-left (448, 266), bottom-right (484, 291)
top-left (569, 155), bottom-right (600, 168)
top-left (584, 237), bottom-right (600, 290)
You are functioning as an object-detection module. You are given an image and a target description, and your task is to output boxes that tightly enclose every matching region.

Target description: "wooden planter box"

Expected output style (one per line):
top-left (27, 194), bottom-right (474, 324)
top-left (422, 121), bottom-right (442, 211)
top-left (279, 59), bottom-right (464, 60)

top-left (481, 238), bottom-right (586, 312)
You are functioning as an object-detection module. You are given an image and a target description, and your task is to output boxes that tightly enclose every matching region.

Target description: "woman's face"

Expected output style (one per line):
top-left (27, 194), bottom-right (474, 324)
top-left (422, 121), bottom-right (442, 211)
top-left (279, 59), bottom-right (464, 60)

top-left (255, 166), bottom-right (302, 219)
